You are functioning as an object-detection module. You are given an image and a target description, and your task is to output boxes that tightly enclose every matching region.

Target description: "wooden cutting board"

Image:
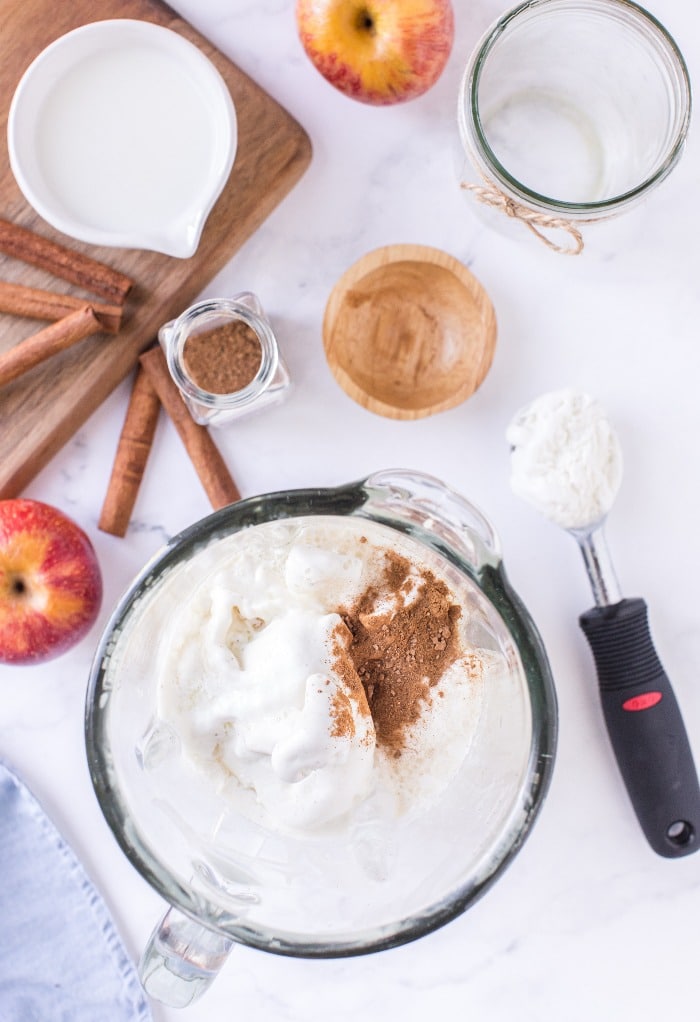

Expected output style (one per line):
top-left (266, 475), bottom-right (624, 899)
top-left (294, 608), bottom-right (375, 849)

top-left (0, 0), bottom-right (312, 499)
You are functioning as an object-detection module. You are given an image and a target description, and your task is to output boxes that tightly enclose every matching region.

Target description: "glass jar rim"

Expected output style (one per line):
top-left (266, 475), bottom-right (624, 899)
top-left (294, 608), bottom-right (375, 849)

top-left (458, 0), bottom-right (692, 218)
top-left (163, 296), bottom-right (279, 410)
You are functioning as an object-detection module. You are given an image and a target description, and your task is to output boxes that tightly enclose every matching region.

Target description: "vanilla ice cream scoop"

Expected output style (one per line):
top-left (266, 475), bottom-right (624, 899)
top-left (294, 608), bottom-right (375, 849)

top-left (507, 389), bottom-right (700, 858)
top-left (161, 596), bottom-right (376, 833)
top-left (155, 518), bottom-right (485, 836)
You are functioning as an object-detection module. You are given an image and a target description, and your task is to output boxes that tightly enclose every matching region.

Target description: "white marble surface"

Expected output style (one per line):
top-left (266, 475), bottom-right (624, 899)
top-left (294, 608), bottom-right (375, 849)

top-left (2, 0), bottom-right (700, 1018)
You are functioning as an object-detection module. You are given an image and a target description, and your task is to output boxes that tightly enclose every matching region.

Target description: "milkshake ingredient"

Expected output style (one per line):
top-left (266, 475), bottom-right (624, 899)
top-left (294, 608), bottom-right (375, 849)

top-left (139, 346), bottom-right (241, 509)
top-left (506, 388), bottom-right (623, 529)
top-left (337, 550), bottom-right (461, 755)
top-left (183, 319), bottom-right (262, 394)
top-left (156, 517), bottom-right (486, 833)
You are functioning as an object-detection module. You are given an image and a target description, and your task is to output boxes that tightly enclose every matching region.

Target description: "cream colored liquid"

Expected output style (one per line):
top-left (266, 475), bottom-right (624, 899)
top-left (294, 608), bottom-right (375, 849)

top-left (35, 46), bottom-right (219, 236)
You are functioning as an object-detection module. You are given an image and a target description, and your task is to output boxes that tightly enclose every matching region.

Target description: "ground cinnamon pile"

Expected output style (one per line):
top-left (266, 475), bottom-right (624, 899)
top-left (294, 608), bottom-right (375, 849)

top-left (328, 675), bottom-right (363, 740)
top-left (183, 319), bottom-right (262, 394)
top-left (333, 551), bottom-right (462, 756)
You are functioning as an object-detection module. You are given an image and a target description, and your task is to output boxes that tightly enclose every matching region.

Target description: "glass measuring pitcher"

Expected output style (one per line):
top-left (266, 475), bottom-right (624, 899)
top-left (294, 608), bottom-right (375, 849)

top-left (85, 470), bottom-right (557, 1006)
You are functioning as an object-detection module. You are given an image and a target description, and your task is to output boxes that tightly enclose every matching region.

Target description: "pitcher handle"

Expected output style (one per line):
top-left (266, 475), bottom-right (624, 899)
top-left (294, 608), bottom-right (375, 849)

top-left (139, 906), bottom-right (234, 1008)
top-left (362, 469), bottom-right (502, 572)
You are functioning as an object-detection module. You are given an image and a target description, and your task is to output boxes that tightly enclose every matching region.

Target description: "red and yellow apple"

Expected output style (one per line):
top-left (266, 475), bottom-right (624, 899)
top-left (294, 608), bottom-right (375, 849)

top-left (296, 0), bottom-right (455, 105)
top-left (0, 498), bottom-right (102, 665)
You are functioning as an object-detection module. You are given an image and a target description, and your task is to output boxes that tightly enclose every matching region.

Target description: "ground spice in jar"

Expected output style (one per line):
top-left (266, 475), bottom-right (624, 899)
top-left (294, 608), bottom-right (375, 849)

top-left (332, 551), bottom-right (462, 757)
top-left (182, 319), bottom-right (262, 395)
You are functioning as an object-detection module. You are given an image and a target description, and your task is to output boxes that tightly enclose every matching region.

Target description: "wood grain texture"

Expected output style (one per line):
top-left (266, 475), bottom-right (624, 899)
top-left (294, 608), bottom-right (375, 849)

top-left (322, 245), bottom-right (497, 420)
top-left (0, 282), bottom-right (123, 332)
top-left (0, 0), bottom-right (312, 498)
top-left (0, 306), bottom-right (102, 388)
top-left (98, 366), bottom-right (161, 538)
top-left (139, 345), bottom-right (241, 509)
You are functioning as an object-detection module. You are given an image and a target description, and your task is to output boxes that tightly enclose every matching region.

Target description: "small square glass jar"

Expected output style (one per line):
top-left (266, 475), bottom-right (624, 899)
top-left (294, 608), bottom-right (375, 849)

top-left (158, 292), bottom-right (291, 427)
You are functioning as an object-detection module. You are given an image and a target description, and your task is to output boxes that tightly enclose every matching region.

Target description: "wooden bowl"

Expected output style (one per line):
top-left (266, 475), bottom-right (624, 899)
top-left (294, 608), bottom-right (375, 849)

top-left (322, 244), bottom-right (497, 420)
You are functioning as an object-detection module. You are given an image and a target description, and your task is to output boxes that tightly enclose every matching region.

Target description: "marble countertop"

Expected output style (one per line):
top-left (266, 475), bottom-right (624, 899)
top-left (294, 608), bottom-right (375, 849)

top-left (2, 1), bottom-right (700, 1019)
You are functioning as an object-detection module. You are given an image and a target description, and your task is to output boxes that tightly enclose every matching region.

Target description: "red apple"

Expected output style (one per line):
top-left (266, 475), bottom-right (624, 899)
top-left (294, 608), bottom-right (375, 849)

top-left (0, 498), bottom-right (102, 665)
top-left (296, 0), bottom-right (455, 106)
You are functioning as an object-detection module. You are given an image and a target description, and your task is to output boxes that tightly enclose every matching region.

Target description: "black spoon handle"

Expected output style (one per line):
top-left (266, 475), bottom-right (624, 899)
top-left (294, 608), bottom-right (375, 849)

top-left (579, 597), bottom-right (700, 858)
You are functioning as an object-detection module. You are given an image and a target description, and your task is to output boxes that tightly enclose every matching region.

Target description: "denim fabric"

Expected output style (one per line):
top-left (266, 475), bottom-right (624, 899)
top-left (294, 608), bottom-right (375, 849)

top-left (0, 759), bottom-right (152, 1022)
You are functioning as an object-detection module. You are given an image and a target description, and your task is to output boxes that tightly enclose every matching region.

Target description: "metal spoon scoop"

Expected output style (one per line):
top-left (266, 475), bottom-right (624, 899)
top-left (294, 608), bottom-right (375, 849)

top-left (508, 389), bottom-right (700, 858)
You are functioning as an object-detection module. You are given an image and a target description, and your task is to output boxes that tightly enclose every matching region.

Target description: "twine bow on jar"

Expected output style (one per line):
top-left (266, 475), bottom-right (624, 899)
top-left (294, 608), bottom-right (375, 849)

top-left (461, 180), bottom-right (585, 256)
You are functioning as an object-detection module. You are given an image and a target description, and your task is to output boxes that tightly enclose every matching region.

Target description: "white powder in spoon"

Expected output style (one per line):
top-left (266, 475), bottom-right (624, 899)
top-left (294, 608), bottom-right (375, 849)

top-left (506, 388), bottom-right (623, 529)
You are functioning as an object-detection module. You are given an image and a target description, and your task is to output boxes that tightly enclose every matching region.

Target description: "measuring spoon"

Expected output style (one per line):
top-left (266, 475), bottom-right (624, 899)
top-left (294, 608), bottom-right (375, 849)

top-left (571, 515), bottom-right (700, 857)
top-left (508, 389), bottom-right (700, 858)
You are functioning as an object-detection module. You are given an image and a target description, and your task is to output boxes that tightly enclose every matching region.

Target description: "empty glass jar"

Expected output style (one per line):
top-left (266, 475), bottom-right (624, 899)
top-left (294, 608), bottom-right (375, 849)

top-left (458, 0), bottom-right (691, 252)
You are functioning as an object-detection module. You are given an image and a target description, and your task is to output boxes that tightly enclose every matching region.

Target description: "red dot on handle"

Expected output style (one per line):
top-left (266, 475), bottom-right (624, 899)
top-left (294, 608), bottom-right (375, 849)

top-left (622, 691), bottom-right (663, 711)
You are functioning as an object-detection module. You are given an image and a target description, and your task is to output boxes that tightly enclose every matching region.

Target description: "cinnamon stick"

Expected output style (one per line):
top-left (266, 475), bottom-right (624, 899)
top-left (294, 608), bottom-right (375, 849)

top-left (0, 219), bottom-right (133, 303)
top-left (99, 366), bottom-right (161, 537)
top-left (0, 305), bottom-right (103, 389)
top-left (139, 345), bottom-right (241, 509)
top-left (0, 280), bottom-right (123, 332)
